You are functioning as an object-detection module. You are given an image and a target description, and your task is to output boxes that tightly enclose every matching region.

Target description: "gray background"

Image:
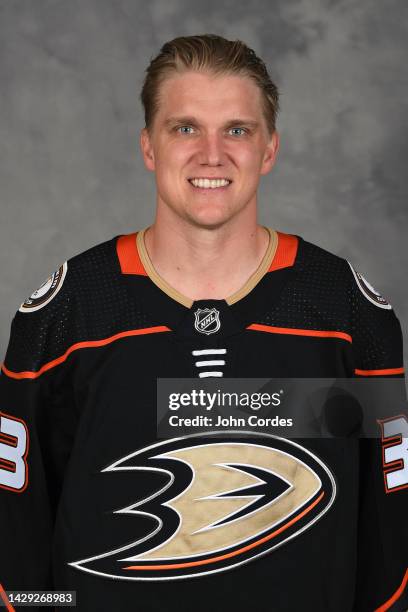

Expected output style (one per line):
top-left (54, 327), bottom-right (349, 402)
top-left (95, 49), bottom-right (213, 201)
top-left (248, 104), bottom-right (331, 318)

top-left (1, 0), bottom-right (407, 363)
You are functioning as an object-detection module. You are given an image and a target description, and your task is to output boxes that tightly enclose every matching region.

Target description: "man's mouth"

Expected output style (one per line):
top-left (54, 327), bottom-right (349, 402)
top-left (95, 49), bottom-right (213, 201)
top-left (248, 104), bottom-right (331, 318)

top-left (188, 178), bottom-right (232, 189)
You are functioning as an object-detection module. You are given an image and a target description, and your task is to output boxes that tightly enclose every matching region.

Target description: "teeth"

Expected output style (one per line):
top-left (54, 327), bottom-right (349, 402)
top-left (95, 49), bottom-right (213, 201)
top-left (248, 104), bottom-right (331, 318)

top-left (190, 178), bottom-right (230, 189)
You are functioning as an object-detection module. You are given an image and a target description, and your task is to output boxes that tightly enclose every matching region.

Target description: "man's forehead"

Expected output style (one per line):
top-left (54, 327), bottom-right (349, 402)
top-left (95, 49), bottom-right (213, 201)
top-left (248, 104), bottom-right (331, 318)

top-left (156, 72), bottom-right (264, 123)
top-left (159, 71), bottom-right (261, 104)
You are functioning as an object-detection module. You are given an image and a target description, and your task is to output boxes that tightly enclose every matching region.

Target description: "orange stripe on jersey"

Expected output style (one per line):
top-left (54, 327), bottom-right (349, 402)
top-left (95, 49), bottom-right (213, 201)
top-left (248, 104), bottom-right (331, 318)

top-left (1, 326), bottom-right (171, 380)
top-left (268, 232), bottom-right (298, 271)
top-left (355, 367), bottom-right (405, 376)
top-left (116, 233), bottom-right (147, 275)
top-left (0, 583), bottom-right (14, 612)
top-left (375, 568), bottom-right (408, 611)
top-left (247, 323), bottom-right (352, 343)
top-left (124, 491), bottom-right (324, 572)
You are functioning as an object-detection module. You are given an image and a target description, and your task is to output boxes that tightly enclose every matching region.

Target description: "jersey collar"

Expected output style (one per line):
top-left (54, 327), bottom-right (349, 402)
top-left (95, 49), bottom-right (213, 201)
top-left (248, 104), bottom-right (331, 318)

top-left (116, 226), bottom-right (297, 308)
top-left (116, 228), bottom-right (300, 338)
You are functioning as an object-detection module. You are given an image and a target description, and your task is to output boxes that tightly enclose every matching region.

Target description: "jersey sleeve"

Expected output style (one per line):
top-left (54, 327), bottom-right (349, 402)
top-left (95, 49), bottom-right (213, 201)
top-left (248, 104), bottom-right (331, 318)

top-left (0, 265), bottom-right (78, 598)
top-left (348, 262), bottom-right (408, 611)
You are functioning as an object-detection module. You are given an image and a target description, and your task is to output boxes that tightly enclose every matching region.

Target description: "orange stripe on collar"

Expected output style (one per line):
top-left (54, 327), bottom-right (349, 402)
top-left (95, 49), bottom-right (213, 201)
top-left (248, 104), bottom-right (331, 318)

top-left (268, 232), bottom-right (298, 272)
top-left (116, 233), bottom-right (147, 275)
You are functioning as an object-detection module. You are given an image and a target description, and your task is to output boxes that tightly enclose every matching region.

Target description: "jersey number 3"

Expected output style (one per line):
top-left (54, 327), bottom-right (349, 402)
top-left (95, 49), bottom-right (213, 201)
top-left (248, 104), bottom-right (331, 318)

top-left (0, 412), bottom-right (29, 492)
top-left (379, 415), bottom-right (408, 493)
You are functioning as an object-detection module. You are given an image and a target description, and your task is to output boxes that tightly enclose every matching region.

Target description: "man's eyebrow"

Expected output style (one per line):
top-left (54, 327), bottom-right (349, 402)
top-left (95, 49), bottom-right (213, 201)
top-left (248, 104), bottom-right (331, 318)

top-left (163, 116), bottom-right (260, 129)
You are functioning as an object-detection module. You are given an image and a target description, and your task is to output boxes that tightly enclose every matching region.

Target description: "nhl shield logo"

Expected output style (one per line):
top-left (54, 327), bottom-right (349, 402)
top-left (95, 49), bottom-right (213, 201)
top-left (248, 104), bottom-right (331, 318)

top-left (194, 308), bottom-right (221, 335)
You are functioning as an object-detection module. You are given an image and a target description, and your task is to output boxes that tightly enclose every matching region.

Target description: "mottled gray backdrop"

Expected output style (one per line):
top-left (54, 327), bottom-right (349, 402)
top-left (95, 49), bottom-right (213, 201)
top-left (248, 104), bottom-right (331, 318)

top-left (1, 0), bottom-right (407, 364)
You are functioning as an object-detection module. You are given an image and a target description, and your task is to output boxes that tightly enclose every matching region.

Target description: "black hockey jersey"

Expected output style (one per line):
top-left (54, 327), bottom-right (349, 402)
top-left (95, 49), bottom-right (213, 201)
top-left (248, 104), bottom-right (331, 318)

top-left (0, 227), bottom-right (407, 611)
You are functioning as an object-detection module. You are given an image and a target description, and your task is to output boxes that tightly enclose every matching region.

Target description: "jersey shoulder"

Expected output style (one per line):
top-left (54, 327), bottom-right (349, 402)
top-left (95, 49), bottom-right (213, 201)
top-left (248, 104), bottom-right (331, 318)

top-left (2, 233), bottom-right (145, 375)
top-left (295, 235), bottom-right (403, 373)
top-left (297, 235), bottom-right (393, 312)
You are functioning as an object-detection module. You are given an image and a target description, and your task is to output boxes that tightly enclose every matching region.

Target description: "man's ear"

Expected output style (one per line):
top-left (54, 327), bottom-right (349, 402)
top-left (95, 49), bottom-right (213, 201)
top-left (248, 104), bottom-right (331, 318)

top-left (140, 127), bottom-right (155, 172)
top-left (260, 130), bottom-right (280, 176)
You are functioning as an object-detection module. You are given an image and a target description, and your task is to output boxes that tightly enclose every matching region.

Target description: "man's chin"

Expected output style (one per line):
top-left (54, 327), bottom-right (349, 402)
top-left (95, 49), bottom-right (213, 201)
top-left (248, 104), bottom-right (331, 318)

top-left (184, 210), bottom-right (236, 230)
top-left (159, 198), bottom-right (247, 230)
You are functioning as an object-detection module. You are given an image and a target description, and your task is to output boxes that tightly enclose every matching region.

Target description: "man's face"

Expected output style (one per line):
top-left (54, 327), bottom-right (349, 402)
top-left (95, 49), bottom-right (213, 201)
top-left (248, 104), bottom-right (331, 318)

top-left (140, 70), bottom-right (279, 229)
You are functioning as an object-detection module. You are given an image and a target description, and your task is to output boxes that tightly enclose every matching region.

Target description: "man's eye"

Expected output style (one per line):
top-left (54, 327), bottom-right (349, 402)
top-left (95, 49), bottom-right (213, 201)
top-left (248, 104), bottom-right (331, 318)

top-left (177, 126), bottom-right (195, 134)
top-left (229, 127), bottom-right (247, 136)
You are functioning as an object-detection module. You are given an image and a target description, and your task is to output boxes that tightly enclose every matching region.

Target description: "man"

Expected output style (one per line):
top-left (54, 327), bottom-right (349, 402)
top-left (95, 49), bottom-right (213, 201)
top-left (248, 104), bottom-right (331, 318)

top-left (1, 34), bottom-right (407, 611)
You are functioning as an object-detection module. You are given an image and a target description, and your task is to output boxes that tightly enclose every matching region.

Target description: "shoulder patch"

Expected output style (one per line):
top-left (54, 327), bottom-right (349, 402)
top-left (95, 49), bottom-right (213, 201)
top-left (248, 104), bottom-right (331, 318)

top-left (347, 261), bottom-right (392, 310)
top-left (19, 262), bottom-right (68, 313)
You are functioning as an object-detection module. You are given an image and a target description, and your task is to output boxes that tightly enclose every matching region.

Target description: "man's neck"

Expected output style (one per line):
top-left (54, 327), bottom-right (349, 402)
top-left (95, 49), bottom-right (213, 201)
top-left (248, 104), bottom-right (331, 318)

top-left (143, 216), bottom-right (270, 302)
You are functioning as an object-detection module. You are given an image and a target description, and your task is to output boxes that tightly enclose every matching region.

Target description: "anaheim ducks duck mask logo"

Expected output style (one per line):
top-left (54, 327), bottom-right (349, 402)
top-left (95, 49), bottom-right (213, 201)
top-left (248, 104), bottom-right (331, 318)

top-left (70, 432), bottom-right (336, 581)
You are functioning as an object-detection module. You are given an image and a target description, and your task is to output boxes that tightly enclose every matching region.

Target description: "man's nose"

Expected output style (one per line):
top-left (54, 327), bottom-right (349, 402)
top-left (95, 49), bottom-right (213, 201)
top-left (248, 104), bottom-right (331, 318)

top-left (198, 133), bottom-right (224, 166)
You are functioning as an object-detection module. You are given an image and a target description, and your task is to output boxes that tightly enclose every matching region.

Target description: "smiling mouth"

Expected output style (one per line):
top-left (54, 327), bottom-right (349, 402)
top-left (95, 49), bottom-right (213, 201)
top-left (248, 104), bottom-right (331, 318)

top-left (188, 178), bottom-right (232, 189)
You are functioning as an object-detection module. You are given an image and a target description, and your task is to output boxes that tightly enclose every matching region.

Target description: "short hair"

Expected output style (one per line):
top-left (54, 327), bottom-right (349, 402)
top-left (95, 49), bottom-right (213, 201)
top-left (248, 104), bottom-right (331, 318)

top-left (140, 34), bottom-right (280, 135)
